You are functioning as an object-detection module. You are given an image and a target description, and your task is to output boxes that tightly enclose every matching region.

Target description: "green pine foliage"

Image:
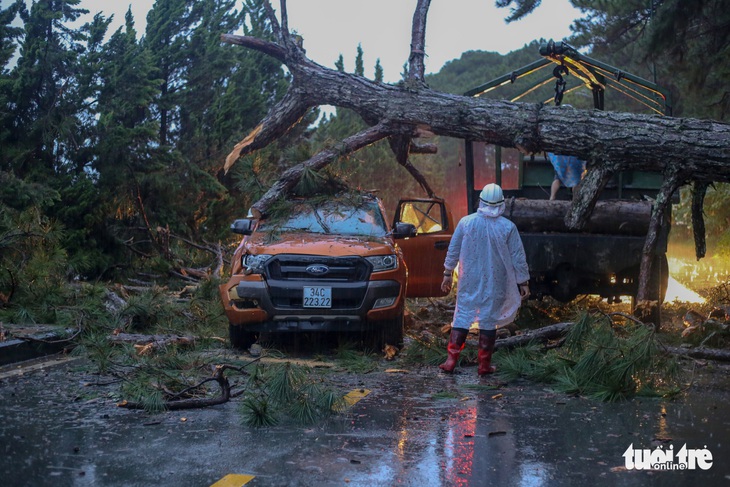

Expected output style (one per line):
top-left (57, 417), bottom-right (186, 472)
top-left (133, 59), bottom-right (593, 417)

top-left (334, 341), bottom-right (379, 373)
top-left (495, 312), bottom-right (681, 401)
top-left (239, 362), bottom-right (347, 427)
top-left (0, 206), bottom-right (70, 323)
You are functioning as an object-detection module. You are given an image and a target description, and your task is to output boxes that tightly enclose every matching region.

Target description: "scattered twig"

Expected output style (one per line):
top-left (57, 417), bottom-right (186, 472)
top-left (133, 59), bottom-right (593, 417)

top-left (606, 311), bottom-right (647, 327)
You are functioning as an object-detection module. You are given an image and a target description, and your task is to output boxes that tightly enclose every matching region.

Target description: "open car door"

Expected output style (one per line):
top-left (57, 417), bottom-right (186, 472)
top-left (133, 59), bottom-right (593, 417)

top-left (393, 198), bottom-right (454, 297)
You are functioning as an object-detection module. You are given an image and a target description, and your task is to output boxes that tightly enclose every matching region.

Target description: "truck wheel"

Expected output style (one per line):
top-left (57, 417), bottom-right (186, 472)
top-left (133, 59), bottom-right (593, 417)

top-left (366, 314), bottom-right (404, 351)
top-left (229, 323), bottom-right (257, 350)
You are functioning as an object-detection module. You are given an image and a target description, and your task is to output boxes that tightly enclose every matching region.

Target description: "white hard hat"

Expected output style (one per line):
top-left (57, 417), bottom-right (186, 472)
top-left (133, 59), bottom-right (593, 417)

top-left (479, 183), bottom-right (504, 206)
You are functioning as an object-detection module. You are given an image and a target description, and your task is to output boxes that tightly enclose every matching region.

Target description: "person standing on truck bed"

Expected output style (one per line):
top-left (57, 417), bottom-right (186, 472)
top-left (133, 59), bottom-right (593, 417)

top-left (548, 152), bottom-right (586, 200)
top-left (439, 183), bottom-right (530, 375)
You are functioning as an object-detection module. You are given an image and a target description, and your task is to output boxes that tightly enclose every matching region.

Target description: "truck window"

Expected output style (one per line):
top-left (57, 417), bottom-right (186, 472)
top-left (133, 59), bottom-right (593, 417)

top-left (398, 201), bottom-right (444, 235)
top-left (259, 200), bottom-right (388, 237)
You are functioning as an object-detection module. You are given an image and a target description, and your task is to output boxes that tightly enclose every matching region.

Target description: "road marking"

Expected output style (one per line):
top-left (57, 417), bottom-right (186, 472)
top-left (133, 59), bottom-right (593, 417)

top-left (210, 474), bottom-right (255, 487)
top-left (343, 388), bottom-right (371, 408)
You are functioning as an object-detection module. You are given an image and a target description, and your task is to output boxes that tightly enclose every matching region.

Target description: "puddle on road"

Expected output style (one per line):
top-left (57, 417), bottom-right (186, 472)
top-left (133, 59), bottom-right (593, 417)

top-left (1, 360), bottom-right (729, 486)
top-left (320, 371), bottom-right (730, 487)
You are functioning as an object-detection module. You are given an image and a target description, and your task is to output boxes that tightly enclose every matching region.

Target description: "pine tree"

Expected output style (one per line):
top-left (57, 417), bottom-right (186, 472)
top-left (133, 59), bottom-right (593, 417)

top-left (0, 0), bottom-right (23, 71)
top-left (143, 0), bottom-right (200, 148)
top-left (4, 0), bottom-right (90, 178)
top-left (0, 0), bottom-right (25, 165)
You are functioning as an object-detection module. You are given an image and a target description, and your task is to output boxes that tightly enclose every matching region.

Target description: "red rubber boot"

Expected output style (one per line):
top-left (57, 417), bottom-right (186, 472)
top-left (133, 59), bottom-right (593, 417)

top-left (478, 330), bottom-right (497, 376)
top-left (439, 328), bottom-right (468, 373)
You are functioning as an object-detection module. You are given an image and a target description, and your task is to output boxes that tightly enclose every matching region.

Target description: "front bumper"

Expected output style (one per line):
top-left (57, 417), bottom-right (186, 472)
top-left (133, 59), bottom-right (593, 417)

top-left (220, 276), bottom-right (403, 332)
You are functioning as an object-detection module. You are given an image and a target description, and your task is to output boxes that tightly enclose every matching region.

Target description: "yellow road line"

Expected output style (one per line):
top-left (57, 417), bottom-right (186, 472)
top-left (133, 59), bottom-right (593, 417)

top-left (343, 388), bottom-right (371, 408)
top-left (210, 474), bottom-right (255, 487)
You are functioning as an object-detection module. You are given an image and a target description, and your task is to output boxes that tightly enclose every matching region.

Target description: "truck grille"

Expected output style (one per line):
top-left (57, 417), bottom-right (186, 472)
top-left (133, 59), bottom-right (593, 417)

top-left (266, 255), bottom-right (370, 282)
top-left (266, 255), bottom-right (370, 310)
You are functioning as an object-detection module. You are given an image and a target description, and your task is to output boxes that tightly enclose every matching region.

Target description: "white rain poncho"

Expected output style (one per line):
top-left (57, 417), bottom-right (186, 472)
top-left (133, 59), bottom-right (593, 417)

top-left (444, 202), bottom-right (530, 331)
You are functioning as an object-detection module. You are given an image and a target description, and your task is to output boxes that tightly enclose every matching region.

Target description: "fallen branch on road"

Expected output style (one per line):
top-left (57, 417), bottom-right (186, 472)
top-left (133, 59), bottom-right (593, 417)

top-left (109, 333), bottom-right (196, 356)
top-left (494, 322), bottom-right (573, 351)
top-left (117, 362), bottom-right (258, 411)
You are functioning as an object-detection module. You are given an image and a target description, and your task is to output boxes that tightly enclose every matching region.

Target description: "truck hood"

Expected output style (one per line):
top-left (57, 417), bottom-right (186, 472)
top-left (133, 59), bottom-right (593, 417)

top-left (245, 232), bottom-right (397, 257)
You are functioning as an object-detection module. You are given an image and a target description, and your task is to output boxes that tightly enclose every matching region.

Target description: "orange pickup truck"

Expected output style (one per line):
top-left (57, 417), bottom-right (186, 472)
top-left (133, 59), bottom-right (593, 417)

top-left (219, 193), bottom-right (453, 350)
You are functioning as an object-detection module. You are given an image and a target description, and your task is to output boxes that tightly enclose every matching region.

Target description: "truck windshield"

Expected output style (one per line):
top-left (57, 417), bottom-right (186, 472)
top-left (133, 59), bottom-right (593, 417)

top-left (259, 200), bottom-right (388, 237)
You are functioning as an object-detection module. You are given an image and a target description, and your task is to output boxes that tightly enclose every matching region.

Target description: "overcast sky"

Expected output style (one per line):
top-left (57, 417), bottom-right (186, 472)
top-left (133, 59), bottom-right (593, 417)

top-left (64, 0), bottom-right (581, 83)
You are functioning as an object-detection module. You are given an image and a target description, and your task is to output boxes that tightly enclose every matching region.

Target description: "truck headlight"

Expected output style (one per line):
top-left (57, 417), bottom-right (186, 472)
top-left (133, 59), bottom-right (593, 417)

top-left (365, 254), bottom-right (398, 272)
top-left (242, 254), bottom-right (272, 274)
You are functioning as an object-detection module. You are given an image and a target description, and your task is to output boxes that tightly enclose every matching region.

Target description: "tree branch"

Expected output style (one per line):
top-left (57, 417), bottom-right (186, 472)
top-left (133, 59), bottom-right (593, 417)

top-left (262, 0), bottom-right (281, 41)
top-left (251, 123), bottom-right (393, 217)
top-left (220, 34), bottom-right (287, 62)
top-left (223, 88), bottom-right (309, 172)
top-left (635, 165), bottom-right (685, 321)
top-left (691, 180), bottom-right (710, 260)
top-left (408, 0), bottom-right (431, 83)
top-left (565, 163), bottom-right (615, 229)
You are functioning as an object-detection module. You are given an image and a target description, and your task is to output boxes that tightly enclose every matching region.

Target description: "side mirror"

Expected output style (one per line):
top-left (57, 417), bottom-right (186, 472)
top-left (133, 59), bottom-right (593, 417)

top-left (230, 218), bottom-right (255, 236)
top-left (392, 222), bottom-right (417, 239)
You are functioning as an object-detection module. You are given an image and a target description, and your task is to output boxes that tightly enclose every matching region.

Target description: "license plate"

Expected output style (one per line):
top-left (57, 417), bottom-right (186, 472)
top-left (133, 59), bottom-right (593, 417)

top-left (303, 286), bottom-right (332, 308)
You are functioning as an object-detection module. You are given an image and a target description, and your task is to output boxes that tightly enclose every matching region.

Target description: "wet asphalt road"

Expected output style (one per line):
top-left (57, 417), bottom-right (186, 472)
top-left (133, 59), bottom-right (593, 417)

top-left (1, 354), bottom-right (729, 487)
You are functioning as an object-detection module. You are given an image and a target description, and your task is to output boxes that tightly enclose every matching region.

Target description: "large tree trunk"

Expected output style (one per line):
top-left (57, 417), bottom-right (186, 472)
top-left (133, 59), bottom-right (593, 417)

top-left (220, 34), bottom-right (729, 220)
top-left (505, 199), bottom-right (652, 235)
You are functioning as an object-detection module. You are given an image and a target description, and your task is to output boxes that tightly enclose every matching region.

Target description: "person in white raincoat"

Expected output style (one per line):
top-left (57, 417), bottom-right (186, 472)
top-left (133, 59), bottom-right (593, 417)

top-left (439, 183), bottom-right (530, 375)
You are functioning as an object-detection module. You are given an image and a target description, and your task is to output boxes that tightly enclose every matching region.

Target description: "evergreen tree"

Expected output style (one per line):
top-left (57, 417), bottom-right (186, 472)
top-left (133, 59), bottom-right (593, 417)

top-left (0, 0), bottom-right (25, 161)
top-left (0, 0), bottom-right (23, 71)
top-left (569, 0), bottom-right (730, 121)
top-left (174, 0), bottom-right (289, 238)
top-left (78, 8), bottom-right (163, 273)
top-left (374, 59), bottom-right (383, 83)
top-left (3, 0), bottom-right (90, 179)
top-left (355, 44), bottom-right (364, 76)
top-left (143, 0), bottom-right (200, 148)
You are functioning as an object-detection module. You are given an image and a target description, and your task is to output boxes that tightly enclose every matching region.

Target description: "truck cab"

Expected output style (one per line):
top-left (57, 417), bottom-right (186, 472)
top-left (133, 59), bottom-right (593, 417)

top-left (220, 191), bottom-right (452, 350)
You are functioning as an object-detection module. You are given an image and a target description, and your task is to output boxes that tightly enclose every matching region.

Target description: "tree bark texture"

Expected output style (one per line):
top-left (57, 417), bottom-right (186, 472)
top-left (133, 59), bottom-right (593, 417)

top-left (493, 322), bottom-right (572, 350)
top-left (220, 30), bottom-right (729, 219)
top-left (635, 167), bottom-right (682, 321)
top-left (505, 198), bottom-right (652, 235)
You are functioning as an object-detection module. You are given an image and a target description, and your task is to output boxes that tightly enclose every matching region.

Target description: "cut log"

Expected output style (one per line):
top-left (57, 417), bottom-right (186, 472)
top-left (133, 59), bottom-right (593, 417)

top-left (504, 198), bottom-right (652, 235)
top-left (663, 346), bottom-right (730, 362)
top-left (494, 322), bottom-right (572, 350)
